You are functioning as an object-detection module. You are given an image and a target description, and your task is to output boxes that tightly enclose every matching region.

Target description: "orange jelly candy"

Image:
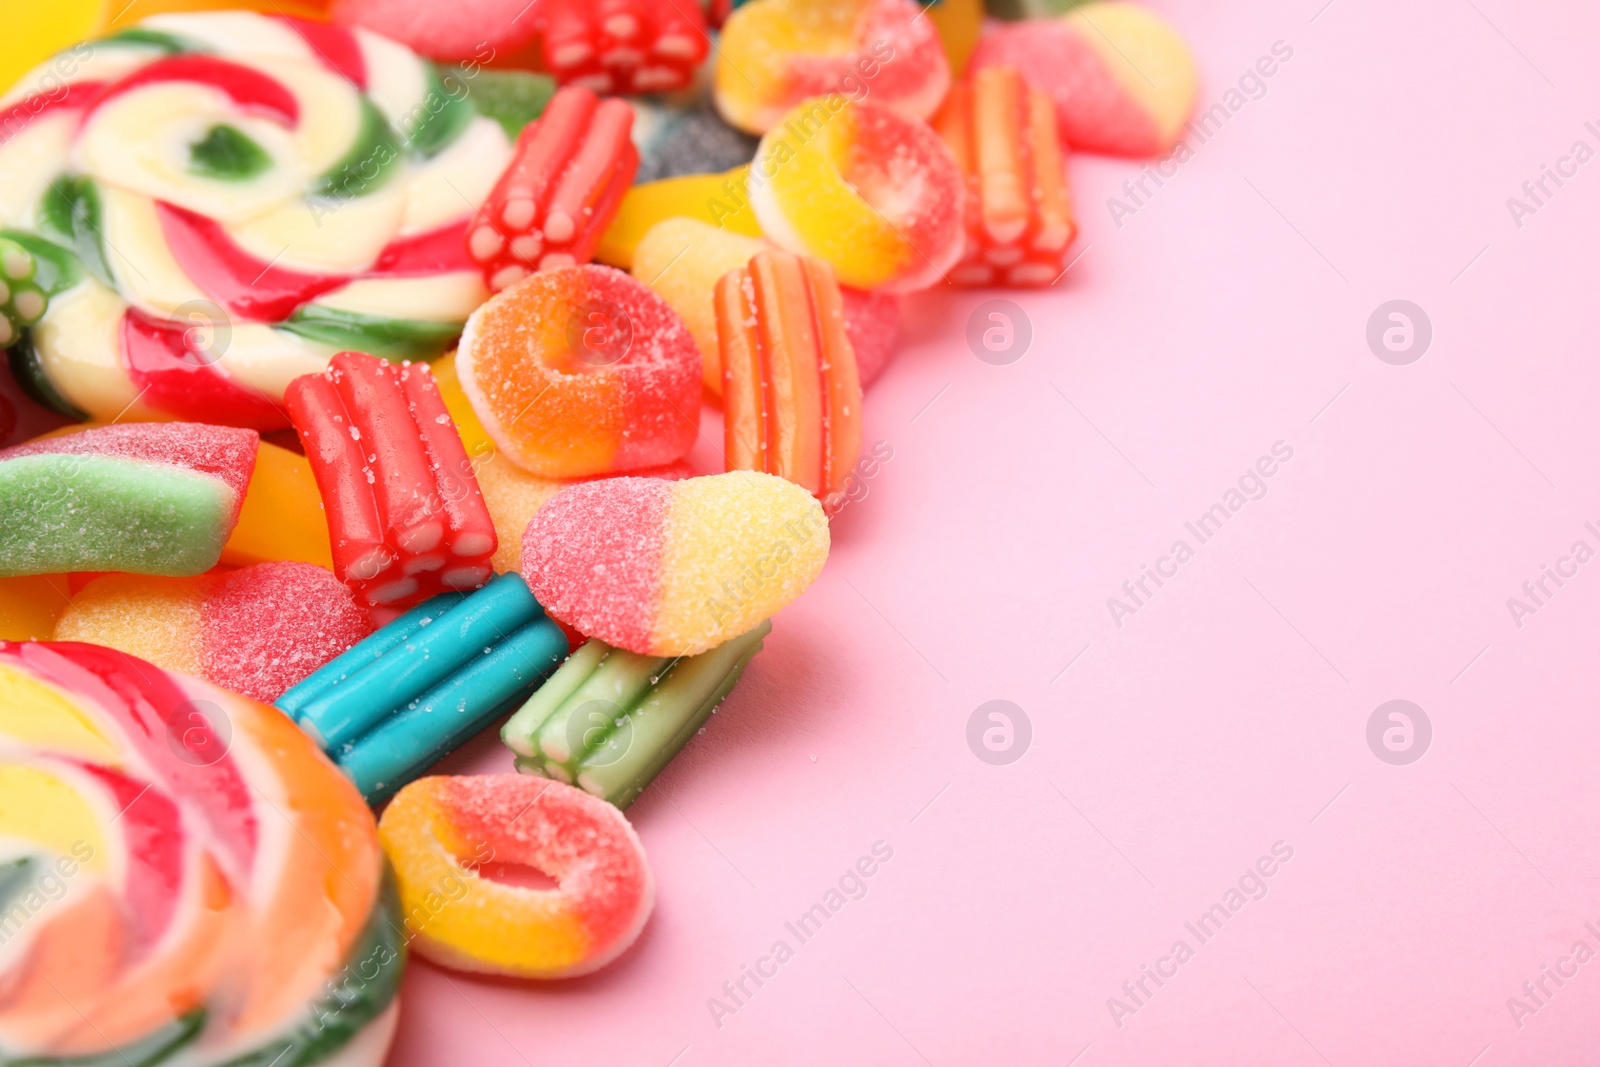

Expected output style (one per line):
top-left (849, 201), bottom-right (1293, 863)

top-left (716, 249), bottom-right (862, 506)
top-left (457, 265), bottom-right (701, 479)
top-left (935, 65), bottom-right (1078, 287)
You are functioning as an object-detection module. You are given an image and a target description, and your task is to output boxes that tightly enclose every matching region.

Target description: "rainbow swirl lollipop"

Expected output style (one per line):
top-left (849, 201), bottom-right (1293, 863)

top-left (0, 11), bottom-right (536, 428)
top-left (0, 640), bottom-right (401, 1066)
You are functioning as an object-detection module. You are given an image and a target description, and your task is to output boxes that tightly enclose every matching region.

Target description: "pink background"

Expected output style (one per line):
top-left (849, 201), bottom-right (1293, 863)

top-left (398, 1), bottom-right (1600, 1063)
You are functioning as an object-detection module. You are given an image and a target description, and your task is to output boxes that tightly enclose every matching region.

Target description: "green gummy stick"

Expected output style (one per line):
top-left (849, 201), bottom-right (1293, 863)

top-left (502, 639), bottom-right (608, 758)
top-left (583, 622), bottom-right (769, 809)
top-left (504, 622), bottom-right (770, 809)
top-left (534, 647), bottom-right (668, 769)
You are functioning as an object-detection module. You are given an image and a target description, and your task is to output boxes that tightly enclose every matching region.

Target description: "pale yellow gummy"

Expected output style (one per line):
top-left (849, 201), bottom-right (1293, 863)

top-left (595, 167), bottom-right (763, 270)
top-left (54, 573), bottom-right (206, 678)
top-left (631, 218), bottom-right (765, 396)
top-left (654, 471), bottom-right (829, 656)
top-left (1072, 1), bottom-right (1197, 147)
top-left (474, 454), bottom-right (567, 574)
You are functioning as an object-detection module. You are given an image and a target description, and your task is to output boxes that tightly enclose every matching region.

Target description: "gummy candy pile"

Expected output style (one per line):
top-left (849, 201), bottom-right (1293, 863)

top-left (0, 0), bottom-right (1195, 1063)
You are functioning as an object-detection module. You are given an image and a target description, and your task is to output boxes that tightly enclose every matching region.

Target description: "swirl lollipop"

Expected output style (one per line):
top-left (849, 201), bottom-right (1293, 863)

top-left (0, 12), bottom-right (550, 429)
top-left (0, 640), bottom-right (401, 1067)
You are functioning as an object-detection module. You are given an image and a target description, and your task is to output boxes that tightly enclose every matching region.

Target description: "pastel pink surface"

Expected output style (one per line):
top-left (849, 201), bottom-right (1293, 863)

top-left (391, 1), bottom-right (1600, 1064)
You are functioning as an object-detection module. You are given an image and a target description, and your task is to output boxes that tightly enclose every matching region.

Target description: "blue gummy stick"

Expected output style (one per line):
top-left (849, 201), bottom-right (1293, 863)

top-left (338, 616), bottom-right (569, 803)
top-left (275, 592), bottom-right (465, 718)
top-left (296, 574), bottom-right (543, 750)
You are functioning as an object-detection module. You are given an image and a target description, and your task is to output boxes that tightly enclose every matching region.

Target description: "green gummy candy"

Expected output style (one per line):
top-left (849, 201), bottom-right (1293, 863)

top-left (502, 621), bottom-right (771, 809)
top-left (0, 455), bottom-right (235, 577)
top-left (445, 67), bottom-right (556, 141)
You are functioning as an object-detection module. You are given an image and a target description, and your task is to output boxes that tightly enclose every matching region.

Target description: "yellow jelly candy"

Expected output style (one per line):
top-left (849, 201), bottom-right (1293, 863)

top-left (221, 440), bottom-right (334, 570)
top-left (928, 0), bottom-right (982, 75)
top-left (0, 575), bottom-right (72, 641)
top-left (595, 167), bottom-right (763, 270)
top-left (431, 351), bottom-right (495, 459)
top-left (631, 218), bottom-right (766, 396)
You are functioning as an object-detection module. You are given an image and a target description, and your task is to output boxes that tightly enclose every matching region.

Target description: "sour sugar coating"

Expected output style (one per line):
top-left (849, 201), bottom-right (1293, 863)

top-left (749, 97), bottom-right (964, 292)
top-left (969, 2), bottom-right (1198, 157)
top-left (54, 563), bottom-right (372, 703)
top-left (286, 351), bottom-right (496, 608)
top-left (935, 66), bottom-right (1078, 287)
top-left (380, 774), bottom-right (653, 978)
top-left (717, 249), bottom-right (863, 505)
top-left (456, 264), bottom-right (701, 479)
top-left (476, 456), bottom-right (693, 573)
top-left (521, 470), bottom-right (829, 657)
top-left (0, 423), bottom-right (257, 577)
top-left (0, 641), bottom-right (400, 1067)
top-left (714, 0), bottom-right (950, 135)
top-left (277, 573), bottom-right (568, 803)
top-left (468, 87), bottom-right (639, 293)
top-left (504, 622), bottom-right (770, 809)
top-left (535, 0), bottom-right (711, 96)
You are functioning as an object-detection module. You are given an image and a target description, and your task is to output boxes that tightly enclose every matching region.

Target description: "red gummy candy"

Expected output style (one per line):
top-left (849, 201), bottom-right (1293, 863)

top-left (467, 86), bottom-right (639, 293)
top-left (201, 561), bottom-right (373, 702)
top-left (286, 352), bottom-right (496, 608)
top-left (536, 0), bottom-right (709, 95)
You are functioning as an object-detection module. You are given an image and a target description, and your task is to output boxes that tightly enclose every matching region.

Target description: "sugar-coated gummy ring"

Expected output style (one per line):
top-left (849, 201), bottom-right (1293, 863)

top-left (749, 97), bottom-right (964, 292)
top-left (456, 264), bottom-right (701, 479)
top-left (714, 0), bottom-right (951, 135)
top-left (379, 774), bottom-right (654, 978)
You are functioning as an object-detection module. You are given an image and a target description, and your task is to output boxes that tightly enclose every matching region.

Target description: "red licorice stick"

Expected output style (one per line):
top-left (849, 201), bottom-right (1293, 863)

top-left (328, 352), bottom-right (445, 558)
top-left (467, 86), bottom-right (638, 291)
top-left (288, 352), bottom-right (497, 606)
top-left (285, 373), bottom-right (391, 586)
top-left (397, 363), bottom-right (496, 586)
top-left (537, 0), bottom-right (709, 95)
